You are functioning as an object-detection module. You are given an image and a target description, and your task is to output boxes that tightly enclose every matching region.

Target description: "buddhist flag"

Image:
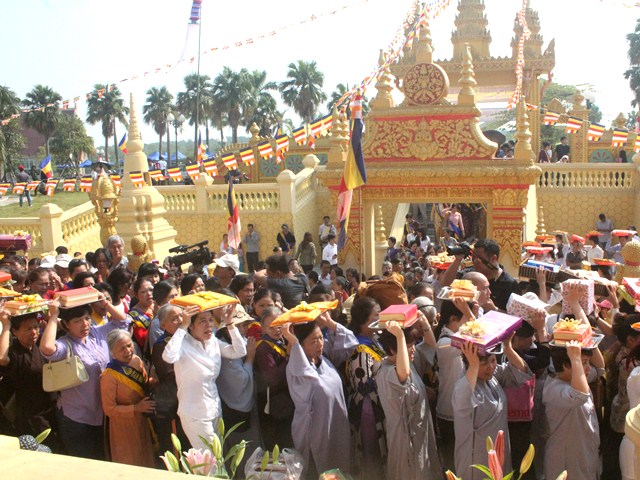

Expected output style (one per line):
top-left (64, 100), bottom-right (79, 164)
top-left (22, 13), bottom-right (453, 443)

top-left (543, 111), bottom-right (560, 126)
top-left (129, 171), bottom-right (145, 187)
top-left (63, 179), bottom-right (76, 192)
top-left (62, 100), bottom-right (70, 110)
top-left (222, 153), bottom-right (238, 171)
top-left (612, 129), bottom-right (628, 147)
top-left (565, 117), bottom-right (583, 134)
top-left (293, 127), bottom-right (307, 146)
top-left (197, 133), bottom-right (207, 163)
top-left (190, 0), bottom-right (202, 23)
top-left (227, 179), bottom-right (241, 249)
top-left (337, 92), bottom-right (367, 251)
top-left (587, 123), bottom-right (605, 141)
top-left (275, 135), bottom-right (289, 163)
top-left (635, 137), bottom-right (640, 153)
top-left (26, 181), bottom-right (40, 191)
top-left (0, 184), bottom-right (10, 196)
top-left (310, 119), bottom-right (323, 137)
top-left (307, 134), bottom-right (316, 149)
top-left (45, 179), bottom-right (58, 196)
top-left (118, 133), bottom-right (128, 154)
top-left (12, 183), bottom-right (26, 194)
top-left (80, 177), bottom-right (92, 192)
top-left (239, 148), bottom-right (255, 166)
top-left (322, 114), bottom-right (333, 135)
top-left (185, 163), bottom-right (200, 180)
top-left (257, 141), bottom-right (274, 160)
top-left (168, 167), bottom-right (182, 182)
top-left (110, 174), bottom-right (121, 189)
top-left (203, 159), bottom-right (218, 177)
top-left (149, 170), bottom-right (165, 181)
top-left (39, 155), bottom-right (52, 179)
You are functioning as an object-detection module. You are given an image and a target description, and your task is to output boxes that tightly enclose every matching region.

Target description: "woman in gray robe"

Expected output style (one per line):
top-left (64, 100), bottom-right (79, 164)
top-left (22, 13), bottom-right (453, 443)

top-left (453, 338), bottom-right (532, 480)
top-left (283, 319), bottom-right (351, 478)
top-left (376, 321), bottom-right (442, 479)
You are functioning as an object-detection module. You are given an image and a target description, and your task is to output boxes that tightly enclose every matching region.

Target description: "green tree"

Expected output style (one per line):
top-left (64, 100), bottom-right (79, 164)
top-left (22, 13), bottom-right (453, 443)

top-left (242, 70), bottom-right (281, 137)
top-left (21, 84), bottom-right (62, 156)
top-left (176, 73), bottom-right (213, 160)
top-left (86, 84), bottom-right (129, 164)
top-left (143, 86), bottom-right (174, 160)
top-left (212, 67), bottom-right (253, 144)
top-left (326, 83), bottom-right (370, 117)
top-left (627, 110), bottom-right (638, 131)
top-left (49, 114), bottom-right (95, 176)
top-left (625, 18), bottom-right (640, 107)
top-left (0, 86), bottom-right (24, 179)
top-left (279, 60), bottom-right (327, 124)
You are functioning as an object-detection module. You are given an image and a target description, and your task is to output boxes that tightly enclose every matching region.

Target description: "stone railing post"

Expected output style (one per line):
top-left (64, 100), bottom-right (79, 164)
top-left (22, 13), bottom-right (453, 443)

top-left (39, 203), bottom-right (64, 253)
top-left (194, 174), bottom-right (213, 214)
top-left (277, 170), bottom-right (296, 213)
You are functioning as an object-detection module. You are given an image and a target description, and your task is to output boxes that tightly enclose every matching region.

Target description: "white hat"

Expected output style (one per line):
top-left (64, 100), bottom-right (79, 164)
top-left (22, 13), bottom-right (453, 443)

top-left (40, 255), bottom-right (56, 269)
top-left (55, 253), bottom-right (72, 269)
top-left (212, 254), bottom-right (240, 274)
top-left (220, 304), bottom-right (253, 327)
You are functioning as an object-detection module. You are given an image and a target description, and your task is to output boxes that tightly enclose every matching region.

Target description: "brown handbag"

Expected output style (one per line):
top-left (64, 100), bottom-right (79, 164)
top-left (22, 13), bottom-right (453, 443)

top-left (354, 272), bottom-right (408, 310)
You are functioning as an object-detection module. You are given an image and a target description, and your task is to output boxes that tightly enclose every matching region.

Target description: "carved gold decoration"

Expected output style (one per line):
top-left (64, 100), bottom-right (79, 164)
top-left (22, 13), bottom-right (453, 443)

top-left (492, 188), bottom-right (529, 207)
top-left (364, 117), bottom-right (496, 160)
top-left (401, 63), bottom-right (449, 106)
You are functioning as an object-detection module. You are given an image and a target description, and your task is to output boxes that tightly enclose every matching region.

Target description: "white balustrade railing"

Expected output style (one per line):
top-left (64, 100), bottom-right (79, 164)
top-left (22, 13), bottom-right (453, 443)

top-left (538, 163), bottom-right (636, 189)
top-left (60, 202), bottom-right (98, 244)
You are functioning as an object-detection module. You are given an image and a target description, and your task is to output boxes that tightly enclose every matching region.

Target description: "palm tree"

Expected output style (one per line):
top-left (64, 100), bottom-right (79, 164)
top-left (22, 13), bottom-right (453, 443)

top-left (242, 70), bottom-right (281, 136)
top-left (176, 73), bottom-right (213, 159)
top-left (86, 84), bottom-right (129, 164)
top-left (143, 86), bottom-right (174, 160)
top-left (279, 60), bottom-right (327, 124)
top-left (0, 86), bottom-right (24, 179)
top-left (212, 67), bottom-right (253, 144)
top-left (626, 18), bottom-right (640, 107)
top-left (326, 83), bottom-right (371, 117)
top-left (21, 85), bottom-right (62, 156)
top-left (0, 85), bottom-right (20, 119)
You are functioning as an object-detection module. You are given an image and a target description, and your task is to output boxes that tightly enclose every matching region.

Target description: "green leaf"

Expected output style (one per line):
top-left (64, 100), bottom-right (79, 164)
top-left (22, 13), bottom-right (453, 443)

top-left (199, 434), bottom-right (214, 453)
top-left (171, 433), bottom-right (182, 453)
top-left (260, 450), bottom-right (270, 472)
top-left (231, 440), bottom-right (246, 477)
top-left (504, 472), bottom-right (515, 480)
top-left (471, 464), bottom-right (493, 478)
top-left (35, 428), bottom-right (51, 445)
top-left (218, 417), bottom-right (225, 439)
top-left (273, 444), bottom-right (280, 464)
top-left (180, 455), bottom-right (193, 474)
top-left (223, 421), bottom-right (245, 443)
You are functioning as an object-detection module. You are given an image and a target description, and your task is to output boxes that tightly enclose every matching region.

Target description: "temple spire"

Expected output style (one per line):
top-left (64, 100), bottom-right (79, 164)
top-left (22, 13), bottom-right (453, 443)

top-left (514, 97), bottom-right (534, 163)
top-left (451, 0), bottom-right (491, 59)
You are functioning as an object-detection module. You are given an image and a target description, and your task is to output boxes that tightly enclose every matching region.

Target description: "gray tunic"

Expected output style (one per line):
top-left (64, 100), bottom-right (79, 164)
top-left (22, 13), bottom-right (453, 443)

top-left (286, 342), bottom-right (351, 475)
top-left (452, 363), bottom-right (532, 480)
top-left (543, 375), bottom-right (600, 480)
top-left (377, 360), bottom-right (442, 479)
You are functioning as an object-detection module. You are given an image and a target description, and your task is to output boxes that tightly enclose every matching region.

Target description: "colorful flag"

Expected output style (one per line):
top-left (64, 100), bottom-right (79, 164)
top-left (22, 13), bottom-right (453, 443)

top-left (239, 148), bottom-right (255, 166)
top-left (275, 135), bottom-right (289, 163)
top-left (307, 134), bottom-right (316, 149)
top-left (39, 155), bottom-right (52, 179)
top-left (565, 116), bottom-right (583, 134)
top-left (257, 141), bottom-right (274, 160)
top-left (197, 133), bottom-right (207, 163)
top-left (310, 119), bottom-right (323, 137)
top-left (80, 177), bottom-right (92, 192)
top-left (635, 137), bottom-right (640, 153)
top-left (12, 183), bottom-right (26, 194)
top-left (587, 123), bottom-right (605, 141)
top-left (203, 159), bottom-right (219, 177)
top-left (149, 169), bottom-right (165, 181)
top-left (322, 114), bottom-right (333, 135)
top-left (62, 100), bottom-right (70, 110)
top-left (168, 168), bottom-right (182, 182)
top-left (190, 0), bottom-right (202, 23)
top-left (543, 111), bottom-right (560, 126)
top-left (26, 181), bottom-right (40, 191)
top-left (45, 179), bottom-right (58, 196)
top-left (63, 179), bottom-right (76, 192)
top-left (612, 128), bottom-right (629, 147)
top-left (337, 92), bottom-right (367, 251)
top-left (110, 174), bottom-right (121, 189)
top-left (185, 163), bottom-right (200, 180)
top-left (129, 171), bottom-right (145, 187)
top-left (0, 184), bottom-right (10, 196)
top-left (293, 127), bottom-right (307, 146)
top-left (221, 153), bottom-right (238, 171)
top-left (118, 133), bottom-right (128, 154)
top-left (227, 179), bottom-right (241, 249)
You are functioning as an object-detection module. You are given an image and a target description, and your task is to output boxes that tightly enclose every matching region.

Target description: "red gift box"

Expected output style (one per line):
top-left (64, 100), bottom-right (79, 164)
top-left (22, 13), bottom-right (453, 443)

top-left (0, 234), bottom-right (32, 251)
top-left (623, 277), bottom-right (640, 300)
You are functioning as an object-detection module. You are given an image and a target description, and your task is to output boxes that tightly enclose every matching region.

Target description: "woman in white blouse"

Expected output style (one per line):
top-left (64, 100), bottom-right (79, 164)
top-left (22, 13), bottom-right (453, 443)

top-left (162, 304), bottom-right (246, 449)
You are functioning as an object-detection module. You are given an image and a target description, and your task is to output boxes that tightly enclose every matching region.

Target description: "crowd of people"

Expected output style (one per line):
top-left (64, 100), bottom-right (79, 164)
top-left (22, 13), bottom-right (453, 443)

top-left (0, 211), bottom-right (638, 479)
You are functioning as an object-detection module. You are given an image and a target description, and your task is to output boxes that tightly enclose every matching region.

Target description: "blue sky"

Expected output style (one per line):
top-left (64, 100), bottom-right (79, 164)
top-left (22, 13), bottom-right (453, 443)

top-left (2, 0), bottom-right (637, 144)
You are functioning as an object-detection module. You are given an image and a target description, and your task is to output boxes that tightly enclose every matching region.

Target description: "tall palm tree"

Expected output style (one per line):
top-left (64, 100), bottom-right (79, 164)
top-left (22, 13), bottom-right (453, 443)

top-left (242, 70), bottom-right (280, 136)
top-left (625, 18), bottom-right (640, 107)
top-left (86, 84), bottom-right (129, 164)
top-left (279, 60), bottom-right (327, 124)
top-left (176, 73), bottom-right (213, 160)
top-left (143, 86), bottom-right (174, 159)
top-left (21, 84), bottom-right (62, 156)
top-left (0, 86), bottom-right (24, 179)
top-left (326, 83), bottom-right (370, 117)
top-left (212, 67), bottom-right (253, 144)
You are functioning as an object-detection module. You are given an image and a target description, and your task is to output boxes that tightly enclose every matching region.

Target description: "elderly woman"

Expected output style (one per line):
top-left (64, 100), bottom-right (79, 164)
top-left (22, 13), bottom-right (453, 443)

top-left (39, 298), bottom-right (129, 459)
top-left (162, 304), bottom-right (246, 449)
top-left (100, 329), bottom-right (155, 467)
top-left (453, 338), bottom-right (532, 480)
top-left (106, 235), bottom-right (128, 272)
top-left (254, 306), bottom-right (293, 449)
top-left (282, 316), bottom-right (352, 478)
top-left (148, 280), bottom-right (180, 346)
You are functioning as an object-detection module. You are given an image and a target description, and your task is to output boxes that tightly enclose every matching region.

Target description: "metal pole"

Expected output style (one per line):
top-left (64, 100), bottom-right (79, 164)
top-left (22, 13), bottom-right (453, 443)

top-left (194, 10), bottom-right (203, 165)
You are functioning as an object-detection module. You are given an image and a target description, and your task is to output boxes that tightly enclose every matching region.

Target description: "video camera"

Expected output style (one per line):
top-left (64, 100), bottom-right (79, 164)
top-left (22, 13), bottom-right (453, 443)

top-left (168, 240), bottom-right (213, 270)
top-left (446, 241), bottom-right (472, 257)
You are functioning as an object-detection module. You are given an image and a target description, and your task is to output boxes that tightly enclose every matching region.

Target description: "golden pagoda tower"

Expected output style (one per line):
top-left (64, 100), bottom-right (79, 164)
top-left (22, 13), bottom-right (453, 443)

top-left (451, 0), bottom-right (492, 59)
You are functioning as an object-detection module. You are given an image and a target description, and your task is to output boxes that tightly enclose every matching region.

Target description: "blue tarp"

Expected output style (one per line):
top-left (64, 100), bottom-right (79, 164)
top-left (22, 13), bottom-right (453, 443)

top-left (147, 151), bottom-right (168, 161)
top-left (170, 152), bottom-right (187, 161)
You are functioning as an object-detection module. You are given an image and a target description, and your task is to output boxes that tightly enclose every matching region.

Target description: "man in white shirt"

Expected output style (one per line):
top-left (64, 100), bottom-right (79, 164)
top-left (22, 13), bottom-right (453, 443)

top-left (319, 216), bottom-right (337, 248)
top-left (322, 234), bottom-right (338, 266)
top-left (596, 213), bottom-right (613, 248)
top-left (586, 234), bottom-right (604, 263)
top-left (319, 260), bottom-right (332, 287)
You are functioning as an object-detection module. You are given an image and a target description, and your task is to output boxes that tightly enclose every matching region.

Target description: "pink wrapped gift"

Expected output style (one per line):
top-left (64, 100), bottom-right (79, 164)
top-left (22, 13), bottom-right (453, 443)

top-left (0, 234), bottom-right (32, 251)
top-left (451, 310), bottom-right (523, 355)
top-left (506, 293), bottom-right (547, 323)
top-left (561, 279), bottom-right (595, 315)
